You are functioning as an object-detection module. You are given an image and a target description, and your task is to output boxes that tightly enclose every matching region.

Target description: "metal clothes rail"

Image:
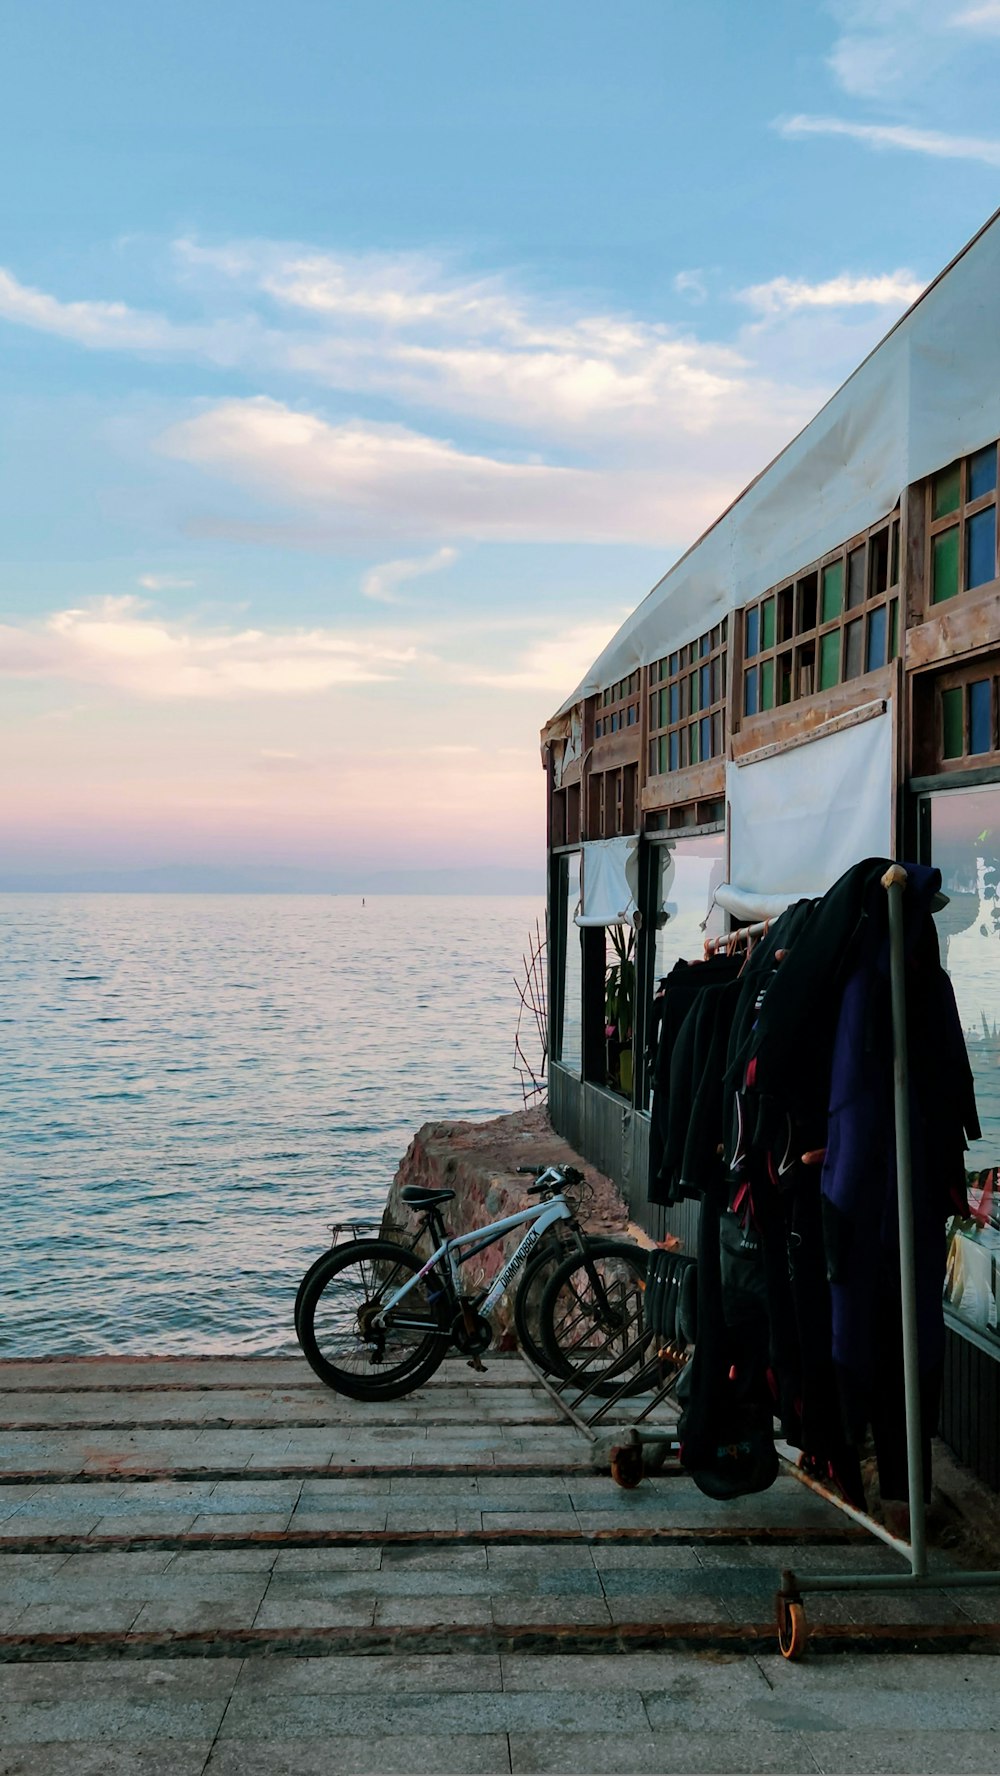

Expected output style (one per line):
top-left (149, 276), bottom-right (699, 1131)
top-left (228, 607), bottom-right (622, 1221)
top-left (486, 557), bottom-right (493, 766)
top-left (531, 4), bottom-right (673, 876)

top-left (732, 865), bottom-right (1000, 1657)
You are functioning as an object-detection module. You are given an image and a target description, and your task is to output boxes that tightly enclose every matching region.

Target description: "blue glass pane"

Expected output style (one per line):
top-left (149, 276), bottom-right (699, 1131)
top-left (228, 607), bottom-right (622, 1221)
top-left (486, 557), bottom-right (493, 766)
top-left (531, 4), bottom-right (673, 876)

top-left (669, 731), bottom-right (679, 771)
top-left (866, 605), bottom-right (887, 673)
top-left (745, 607), bottom-right (759, 659)
top-left (970, 679), bottom-right (992, 755)
top-left (700, 716), bottom-right (711, 758)
top-left (969, 445), bottom-right (997, 502)
top-left (966, 507), bottom-right (996, 590)
top-left (744, 668), bottom-right (758, 717)
top-left (669, 683), bottom-right (679, 723)
top-left (700, 664), bottom-right (711, 708)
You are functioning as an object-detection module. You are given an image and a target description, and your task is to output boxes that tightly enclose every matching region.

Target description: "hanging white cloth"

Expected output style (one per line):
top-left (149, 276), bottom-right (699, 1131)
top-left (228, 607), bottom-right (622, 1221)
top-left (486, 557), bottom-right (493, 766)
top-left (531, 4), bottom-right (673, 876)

top-left (576, 836), bottom-right (640, 926)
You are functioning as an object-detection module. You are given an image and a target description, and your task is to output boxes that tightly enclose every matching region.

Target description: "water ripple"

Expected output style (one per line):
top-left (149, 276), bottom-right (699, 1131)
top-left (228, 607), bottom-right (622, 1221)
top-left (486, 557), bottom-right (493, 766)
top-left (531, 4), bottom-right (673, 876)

top-left (0, 892), bottom-right (544, 1356)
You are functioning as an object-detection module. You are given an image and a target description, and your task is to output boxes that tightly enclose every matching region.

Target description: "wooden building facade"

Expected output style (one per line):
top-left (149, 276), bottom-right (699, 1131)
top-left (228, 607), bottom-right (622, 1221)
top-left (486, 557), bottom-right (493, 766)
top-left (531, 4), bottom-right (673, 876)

top-left (541, 210), bottom-right (1000, 1490)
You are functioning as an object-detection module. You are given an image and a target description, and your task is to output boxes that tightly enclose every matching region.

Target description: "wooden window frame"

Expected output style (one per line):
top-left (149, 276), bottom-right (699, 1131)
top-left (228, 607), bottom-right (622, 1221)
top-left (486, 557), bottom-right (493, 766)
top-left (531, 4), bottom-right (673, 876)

top-left (738, 512), bottom-right (901, 723)
top-left (647, 620), bottom-right (728, 776)
top-left (912, 657), bottom-right (1000, 778)
top-left (926, 443), bottom-right (999, 612)
top-left (594, 669), bottom-right (641, 739)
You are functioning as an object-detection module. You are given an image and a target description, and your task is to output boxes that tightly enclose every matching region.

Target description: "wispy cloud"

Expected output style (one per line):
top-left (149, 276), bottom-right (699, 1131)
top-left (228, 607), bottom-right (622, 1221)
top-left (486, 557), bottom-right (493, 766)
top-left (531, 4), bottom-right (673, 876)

top-left (777, 111), bottom-right (1000, 166)
top-left (137, 573), bottom-right (195, 591)
top-left (0, 245), bottom-right (804, 452)
top-left (159, 397), bottom-right (712, 546)
top-left (673, 270), bottom-right (708, 305)
top-left (0, 596), bottom-right (417, 700)
top-left (952, 2), bottom-right (1000, 28)
top-left (362, 545), bottom-right (458, 604)
top-left (739, 269), bottom-right (925, 318)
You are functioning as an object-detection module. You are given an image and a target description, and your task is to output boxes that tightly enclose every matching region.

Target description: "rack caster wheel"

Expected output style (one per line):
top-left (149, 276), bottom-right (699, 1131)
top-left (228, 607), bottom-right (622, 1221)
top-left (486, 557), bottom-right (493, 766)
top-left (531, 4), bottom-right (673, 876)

top-left (776, 1592), bottom-right (807, 1660)
top-left (610, 1441), bottom-right (644, 1489)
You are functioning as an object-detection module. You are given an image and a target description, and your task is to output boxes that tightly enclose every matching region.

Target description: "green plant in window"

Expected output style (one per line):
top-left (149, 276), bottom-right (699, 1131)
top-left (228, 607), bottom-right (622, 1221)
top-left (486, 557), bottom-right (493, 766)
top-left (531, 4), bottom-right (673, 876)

top-left (604, 924), bottom-right (636, 1098)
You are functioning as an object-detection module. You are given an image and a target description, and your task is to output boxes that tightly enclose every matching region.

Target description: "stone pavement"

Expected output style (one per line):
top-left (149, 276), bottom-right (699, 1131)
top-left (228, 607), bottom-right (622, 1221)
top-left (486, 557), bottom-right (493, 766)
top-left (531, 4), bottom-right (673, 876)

top-left (1, 1354), bottom-right (999, 1774)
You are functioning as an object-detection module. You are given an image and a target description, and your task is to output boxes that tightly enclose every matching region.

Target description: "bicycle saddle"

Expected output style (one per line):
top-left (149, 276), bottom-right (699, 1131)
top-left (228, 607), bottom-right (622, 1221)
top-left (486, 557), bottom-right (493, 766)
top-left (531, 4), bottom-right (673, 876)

top-left (401, 1186), bottom-right (456, 1207)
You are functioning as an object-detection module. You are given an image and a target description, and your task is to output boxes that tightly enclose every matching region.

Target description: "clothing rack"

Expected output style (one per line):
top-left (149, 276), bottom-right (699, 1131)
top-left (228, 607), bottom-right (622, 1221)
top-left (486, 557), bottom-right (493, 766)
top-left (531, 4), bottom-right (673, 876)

top-left (714, 865), bottom-right (1000, 1658)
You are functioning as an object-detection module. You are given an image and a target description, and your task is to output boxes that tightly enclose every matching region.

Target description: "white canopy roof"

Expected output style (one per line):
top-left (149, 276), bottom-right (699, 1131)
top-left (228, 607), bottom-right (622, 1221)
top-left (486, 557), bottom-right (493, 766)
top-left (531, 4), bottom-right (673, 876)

top-left (548, 207), bottom-right (1000, 724)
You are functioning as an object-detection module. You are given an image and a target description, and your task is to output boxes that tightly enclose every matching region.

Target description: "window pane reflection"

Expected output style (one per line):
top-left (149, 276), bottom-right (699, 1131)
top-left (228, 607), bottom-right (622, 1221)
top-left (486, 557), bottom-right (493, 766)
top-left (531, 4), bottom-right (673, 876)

top-left (926, 789), bottom-right (1000, 1341)
top-left (560, 851), bottom-right (582, 1073)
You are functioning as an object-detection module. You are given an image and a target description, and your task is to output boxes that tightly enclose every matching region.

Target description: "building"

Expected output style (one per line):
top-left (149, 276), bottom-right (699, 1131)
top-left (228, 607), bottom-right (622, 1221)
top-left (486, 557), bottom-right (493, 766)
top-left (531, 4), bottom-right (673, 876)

top-left (541, 207), bottom-right (1000, 1490)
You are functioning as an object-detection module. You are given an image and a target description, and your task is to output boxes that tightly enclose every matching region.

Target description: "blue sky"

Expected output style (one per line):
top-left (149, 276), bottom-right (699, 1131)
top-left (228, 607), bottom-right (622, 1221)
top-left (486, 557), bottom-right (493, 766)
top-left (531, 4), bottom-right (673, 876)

top-left (2, 1), bottom-right (1000, 874)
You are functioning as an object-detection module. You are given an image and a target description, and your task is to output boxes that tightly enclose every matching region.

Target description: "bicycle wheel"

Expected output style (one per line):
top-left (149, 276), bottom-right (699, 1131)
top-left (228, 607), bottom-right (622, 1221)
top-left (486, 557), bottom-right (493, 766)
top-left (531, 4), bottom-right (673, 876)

top-left (539, 1240), bottom-right (651, 1396)
top-left (297, 1239), bottom-right (450, 1400)
top-left (514, 1236), bottom-right (644, 1377)
top-left (294, 1248), bottom-right (334, 1339)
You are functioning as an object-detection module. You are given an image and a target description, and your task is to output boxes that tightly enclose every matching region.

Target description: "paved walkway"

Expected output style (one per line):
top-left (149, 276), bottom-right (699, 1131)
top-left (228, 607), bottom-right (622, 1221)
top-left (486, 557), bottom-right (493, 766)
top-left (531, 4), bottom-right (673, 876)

top-left (1, 1354), bottom-right (999, 1773)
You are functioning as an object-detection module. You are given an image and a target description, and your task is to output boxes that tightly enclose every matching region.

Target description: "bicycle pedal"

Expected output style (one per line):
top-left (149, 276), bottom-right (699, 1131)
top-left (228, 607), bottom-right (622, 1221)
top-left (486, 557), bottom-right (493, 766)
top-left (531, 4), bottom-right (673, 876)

top-left (467, 1356), bottom-right (487, 1373)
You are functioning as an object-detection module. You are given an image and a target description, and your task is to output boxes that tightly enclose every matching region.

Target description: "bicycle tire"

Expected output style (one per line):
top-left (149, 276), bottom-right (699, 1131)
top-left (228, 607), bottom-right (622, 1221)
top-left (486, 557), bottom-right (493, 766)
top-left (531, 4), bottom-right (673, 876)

top-left (294, 1248), bottom-right (334, 1339)
top-left (538, 1240), bottom-right (651, 1396)
top-left (514, 1236), bottom-right (647, 1377)
top-left (297, 1239), bottom-right (450, 1400)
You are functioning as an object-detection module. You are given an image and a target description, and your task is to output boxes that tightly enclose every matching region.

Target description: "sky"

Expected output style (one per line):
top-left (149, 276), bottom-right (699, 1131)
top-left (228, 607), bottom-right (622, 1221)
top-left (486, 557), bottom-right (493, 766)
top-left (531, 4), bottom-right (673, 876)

top-left (2, 0), bottom-right (1000, 879)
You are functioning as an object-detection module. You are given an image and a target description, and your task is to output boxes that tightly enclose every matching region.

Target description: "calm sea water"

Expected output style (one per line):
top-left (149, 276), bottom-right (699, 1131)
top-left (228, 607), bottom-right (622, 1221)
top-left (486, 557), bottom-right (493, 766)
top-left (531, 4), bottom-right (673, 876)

top-left (1, 894), bottom-right (545, 1357)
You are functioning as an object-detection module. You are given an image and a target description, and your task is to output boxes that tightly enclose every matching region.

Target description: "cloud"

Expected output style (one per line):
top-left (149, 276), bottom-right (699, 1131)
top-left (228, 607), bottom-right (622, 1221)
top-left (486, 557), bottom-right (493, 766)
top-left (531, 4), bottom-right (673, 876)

top-left (0, 596), bottom-right (417, 700)
top-left (362, 545), bottom-right (458, 604)
top-left (0, 268), bottom-right (189, 352)
top-left (823, 2), bottom-right (970, 101)
top-left (673, 270), bottom-right (707, 305)
top-left (461, 618), bottom-right (630, 692)
top-left (137, 573), bottom-right (195, 591)
top-left (0, 244), bottom-right (804, 450)
top-left (952, 2), bottom-right (1000, 27)
top-left (739, 269), bottom-right (925, 318)
top-left (159, 397), bottom-right (710, 545)
top-left (777, 111), bottom-right (1000, 166)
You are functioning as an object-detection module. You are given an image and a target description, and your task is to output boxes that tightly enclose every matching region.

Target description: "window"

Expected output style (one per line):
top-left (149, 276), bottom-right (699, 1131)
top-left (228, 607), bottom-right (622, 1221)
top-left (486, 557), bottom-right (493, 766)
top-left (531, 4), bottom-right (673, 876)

top-left (555, 851), bottom-right (582, 1073)
top-left (928, 443), bottom-right (998, 606)
top-left (915, 664), bottom-right (1000, 773)
top-left (647, 621), bottom-right (727, 775)
top-left (644, 832), bottom-right (725, 1107)
top-left (594, 671), bottom-right (641, 739)
top-left (739, 515), bottom-right (900, 716)
top-left (920, 788), bottom-right (1000, 1343)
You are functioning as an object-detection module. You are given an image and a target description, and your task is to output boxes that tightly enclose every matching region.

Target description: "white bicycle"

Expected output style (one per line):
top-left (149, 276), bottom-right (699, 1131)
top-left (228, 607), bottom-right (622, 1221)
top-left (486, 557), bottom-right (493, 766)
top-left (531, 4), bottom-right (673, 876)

top-left (295, 1164), bottom-right (647, 1400)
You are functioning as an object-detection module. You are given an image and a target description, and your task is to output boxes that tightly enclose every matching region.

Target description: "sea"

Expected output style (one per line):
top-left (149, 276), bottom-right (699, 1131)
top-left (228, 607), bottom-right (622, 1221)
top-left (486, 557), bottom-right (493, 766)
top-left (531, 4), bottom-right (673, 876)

top-left (1, 893), bottom-right (545, 1357)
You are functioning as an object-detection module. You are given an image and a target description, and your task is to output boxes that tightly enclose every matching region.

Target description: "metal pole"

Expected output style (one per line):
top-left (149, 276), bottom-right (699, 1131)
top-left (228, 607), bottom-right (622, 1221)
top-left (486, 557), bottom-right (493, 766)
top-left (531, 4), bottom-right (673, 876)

top-left (882, 863), bottom-right (927, 1579)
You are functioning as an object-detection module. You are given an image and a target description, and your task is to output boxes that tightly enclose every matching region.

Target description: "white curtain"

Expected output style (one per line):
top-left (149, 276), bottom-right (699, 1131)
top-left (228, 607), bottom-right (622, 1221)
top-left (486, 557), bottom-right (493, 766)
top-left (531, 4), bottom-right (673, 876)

top-left (576, 836), bottom-right (640, 927)
top-left (725, 709), bottom-right (893, 904)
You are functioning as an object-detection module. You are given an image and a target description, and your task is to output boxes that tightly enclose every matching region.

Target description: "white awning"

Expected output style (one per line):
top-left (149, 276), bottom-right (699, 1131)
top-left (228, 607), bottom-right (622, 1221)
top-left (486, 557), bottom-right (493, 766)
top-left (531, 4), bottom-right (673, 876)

top-left (725, 708), bottom-right (893, 905)
top-left (576, 836), bottom-right (640, 927)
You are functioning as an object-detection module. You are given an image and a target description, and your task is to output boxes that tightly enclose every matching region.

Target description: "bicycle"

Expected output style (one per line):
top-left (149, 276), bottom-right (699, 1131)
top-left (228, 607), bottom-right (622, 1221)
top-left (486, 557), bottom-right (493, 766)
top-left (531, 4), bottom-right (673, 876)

top-left (294, 1162), bottom-right (646, 1400)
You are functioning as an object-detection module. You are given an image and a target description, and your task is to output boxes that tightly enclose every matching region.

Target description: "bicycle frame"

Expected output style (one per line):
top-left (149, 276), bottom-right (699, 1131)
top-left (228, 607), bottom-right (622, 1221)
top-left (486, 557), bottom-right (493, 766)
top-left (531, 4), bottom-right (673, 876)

top-left (375, 1194), bottom-right (574, 1329)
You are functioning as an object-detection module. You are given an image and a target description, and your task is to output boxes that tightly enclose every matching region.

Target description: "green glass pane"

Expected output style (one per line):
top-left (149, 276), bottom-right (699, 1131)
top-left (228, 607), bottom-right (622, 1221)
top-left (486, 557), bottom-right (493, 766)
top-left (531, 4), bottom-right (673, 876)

top-left (659, 688), bottom-right (669, 728)
top-left (819, 629), bottom-right (840, 691)
top-left (760, 658), bottom-right (774, 711)
top-left (761, 598), bottom-right (775, 651)
top-left (689, 722), bottom-right (700, 765)
top-left (932, 526), bottom-right (960, 603)
top-left (689, 671), bottom-right (699, 714)
top-left (821, 562), bottom-right (843, 624)
top-left (933, 462), bottom-right (961, 519)
top-left (942, 686), bottom-right (964, 760)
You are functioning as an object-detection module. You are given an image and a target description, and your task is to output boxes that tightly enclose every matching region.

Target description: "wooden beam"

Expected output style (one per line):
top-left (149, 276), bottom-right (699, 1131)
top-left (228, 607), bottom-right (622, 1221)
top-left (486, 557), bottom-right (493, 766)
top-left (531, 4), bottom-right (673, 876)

top-left (640, 757), bottom-right (725, 811)
top-left (905, 583), bottom-right (1000, 672)
top-left (730, 667), bottom-right (895, 761)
